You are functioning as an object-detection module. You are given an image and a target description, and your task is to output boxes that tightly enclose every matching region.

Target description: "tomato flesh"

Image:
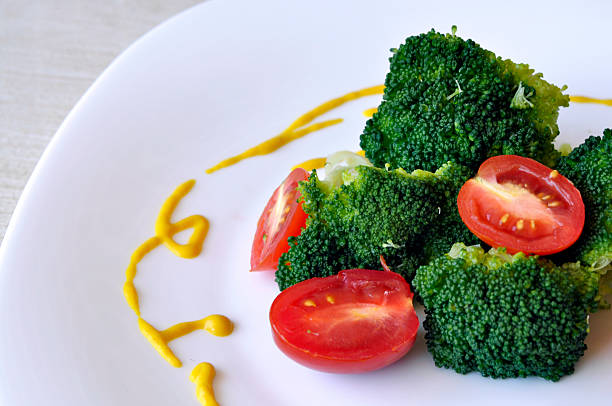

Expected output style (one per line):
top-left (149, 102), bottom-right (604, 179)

top-left (250, 168), bottom-right (309, 271)
top-left (270, 269), bottom-right (419, 373)
top-left (458, 155), bottom-right (585, 255)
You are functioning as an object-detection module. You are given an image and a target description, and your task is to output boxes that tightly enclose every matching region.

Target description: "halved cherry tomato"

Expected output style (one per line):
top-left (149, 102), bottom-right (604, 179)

top-left (269, 268), bottom-right (419, 373)
top-left (457, 155), bottom-right (585, 255)
top-left (250, 168), bottom-right (309, 271)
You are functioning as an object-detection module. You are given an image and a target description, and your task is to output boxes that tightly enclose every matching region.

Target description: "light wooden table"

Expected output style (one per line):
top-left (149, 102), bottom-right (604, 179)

top-left (0, 0), bottom-right (201, 243)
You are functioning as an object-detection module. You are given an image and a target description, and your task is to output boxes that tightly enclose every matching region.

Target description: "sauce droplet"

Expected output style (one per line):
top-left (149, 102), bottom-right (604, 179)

top-left (190, 362), bottom-right (219, 406)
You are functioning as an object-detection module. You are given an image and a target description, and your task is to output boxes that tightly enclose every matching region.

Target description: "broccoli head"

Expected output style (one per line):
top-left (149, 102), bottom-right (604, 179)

top-left (360, 28), bottom-right (569, 172)
top-left (413, 243), bottom-right (597, 382)
top-left (556, 129), bottom-right (612, 270)
top-left (275, 162), bottom-right (477, 291)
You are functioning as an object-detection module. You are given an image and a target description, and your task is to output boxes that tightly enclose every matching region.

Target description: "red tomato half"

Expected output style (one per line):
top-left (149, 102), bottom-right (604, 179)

top-left (458, 155), bottom-right (585, 255)
top-left (269, 269), bottom-right (419, 373)
top-left (250, 168), bottom-right (309, 271)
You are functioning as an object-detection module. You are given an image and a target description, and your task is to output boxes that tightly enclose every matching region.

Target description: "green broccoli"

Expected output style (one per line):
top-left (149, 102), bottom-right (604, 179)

top-left (275, 161), bottom-right (479, 291)
top-left (556, 129), bottom-right (612, 270)
top-left (413, 243), bottom-right (598, 382)
top-left (421, 160), bottom-right (482, 262)
top-left (360, 29), bottom-right (569, 172)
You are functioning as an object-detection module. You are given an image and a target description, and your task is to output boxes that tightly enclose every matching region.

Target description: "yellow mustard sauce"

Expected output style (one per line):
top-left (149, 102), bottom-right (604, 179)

top-left (124, 236), bottom-right (161, 316)
top-left (205, 119), bottom-right (342, 174)
top-left (123, 179), bottom-right (232, 404)
top-left (138, 315), bottom-right (233, 368)
top-left (123, 180), bottom-right (209, 316)
top-left (362, 107), bottom-right (378, 117)
top-left (570, 95), bottom-right (612, 106)
top-left (154, 179), bottom-right (209, 258)
top-left (291, 157), bottom-right (327, 171)
top-left (206, 84), bottom-right (385, 174)
top-left (191, 362), bottom-right (219, 406)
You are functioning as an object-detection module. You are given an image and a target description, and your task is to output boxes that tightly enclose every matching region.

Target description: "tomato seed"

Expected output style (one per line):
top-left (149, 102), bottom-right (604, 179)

top-left (304, 300), bottom-right (316, 307)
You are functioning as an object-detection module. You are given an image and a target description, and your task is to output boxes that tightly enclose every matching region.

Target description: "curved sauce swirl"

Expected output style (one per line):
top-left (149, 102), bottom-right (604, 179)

top-left (123, 180), bottom-right (231, 405)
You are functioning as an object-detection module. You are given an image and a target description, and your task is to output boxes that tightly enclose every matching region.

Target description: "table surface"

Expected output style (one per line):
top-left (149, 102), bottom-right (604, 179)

top-left (0, 0), bottom-right (201, 243)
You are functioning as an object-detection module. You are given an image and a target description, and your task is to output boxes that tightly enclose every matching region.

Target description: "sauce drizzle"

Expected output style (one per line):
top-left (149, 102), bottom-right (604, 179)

top-left (570, 95), bottom-right (612, 106)
top-left (123, 180), bottom-right (209, 316)
top-left (123, 179), bottom-right (232, 372)
top-left (291, 157), bottom-right (327, 171)
top-left (206, 85), bottom-right (385, 174)
top-left (138, 315), bottom-right (233, 368)
top-left (363, 107), bottom-right (378, 118)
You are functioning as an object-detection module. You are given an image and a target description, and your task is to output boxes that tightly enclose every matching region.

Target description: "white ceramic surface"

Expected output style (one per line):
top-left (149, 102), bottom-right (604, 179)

top-left (1, 0), bottom-right (611, 405)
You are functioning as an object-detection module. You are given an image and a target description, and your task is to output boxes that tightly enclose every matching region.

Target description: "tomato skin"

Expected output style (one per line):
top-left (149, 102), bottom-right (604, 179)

top-left (269, 269), bottom-right (419, 373)
top-left (250, 168), bottom-right (309, 271)
top-left (457, 155), bottom-right (585, 255)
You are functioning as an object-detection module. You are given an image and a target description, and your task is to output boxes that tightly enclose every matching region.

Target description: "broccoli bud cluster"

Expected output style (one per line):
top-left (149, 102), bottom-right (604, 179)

top-left (413, 244), bottom-right (597, 382)
top-left (360, 29), bottom-right (569, 172)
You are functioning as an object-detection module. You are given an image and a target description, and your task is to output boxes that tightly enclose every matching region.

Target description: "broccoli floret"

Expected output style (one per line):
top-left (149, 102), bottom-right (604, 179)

top-left (360, 29), bottom-right (569, 172)
top-left (560, 261), bottom-right (606, 313)
top-left (275, 221), bottom-right (352, 290)
top-left (413, 243), bottom-right (597, 382)
top-left (275, 163), bottom-right (474, 290)
top-left (556, 129), bottom-right (612, 270)
top-left (421, 162), bottom-right (482, 262)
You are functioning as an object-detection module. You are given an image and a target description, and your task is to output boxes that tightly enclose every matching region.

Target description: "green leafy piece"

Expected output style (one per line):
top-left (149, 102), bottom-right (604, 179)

top-left (509, 82), bottom-right (534, 109)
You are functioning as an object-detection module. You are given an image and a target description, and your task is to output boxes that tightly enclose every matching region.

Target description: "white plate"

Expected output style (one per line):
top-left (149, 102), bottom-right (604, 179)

top-left (1, 0), bottom-right (611, 405)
